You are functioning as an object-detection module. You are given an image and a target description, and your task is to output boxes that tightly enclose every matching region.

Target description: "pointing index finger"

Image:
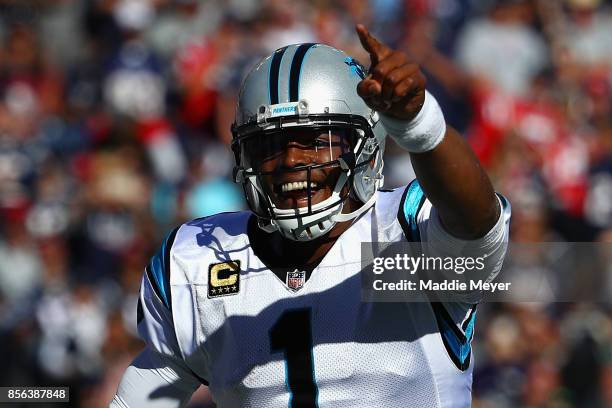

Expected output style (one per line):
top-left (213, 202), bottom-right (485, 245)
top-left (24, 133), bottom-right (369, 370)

top-left (356, 24), bottom-right (391, 65)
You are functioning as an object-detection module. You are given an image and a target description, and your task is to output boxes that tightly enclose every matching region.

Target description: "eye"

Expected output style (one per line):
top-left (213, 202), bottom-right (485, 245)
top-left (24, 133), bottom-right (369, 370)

top-left (314, 138), bottom-right (331, 148)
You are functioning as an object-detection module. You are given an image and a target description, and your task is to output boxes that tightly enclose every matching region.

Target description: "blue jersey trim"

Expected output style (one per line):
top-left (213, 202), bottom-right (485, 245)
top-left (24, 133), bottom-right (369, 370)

top-left (430, 301), bottom-right (477, 371)
top-left (397, 179), bottom-right (426, 242)
top-left (147, 226), bottom-right (179, 310)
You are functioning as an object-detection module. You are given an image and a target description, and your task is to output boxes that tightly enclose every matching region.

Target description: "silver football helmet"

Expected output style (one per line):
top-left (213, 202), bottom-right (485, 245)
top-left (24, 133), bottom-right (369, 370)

top-left (232, 43), bottom-right (386, 241)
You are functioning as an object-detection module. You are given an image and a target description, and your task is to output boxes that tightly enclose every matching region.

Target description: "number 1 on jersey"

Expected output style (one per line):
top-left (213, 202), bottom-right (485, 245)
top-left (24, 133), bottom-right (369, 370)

top-left (269, 308), bottom-right (318, 408)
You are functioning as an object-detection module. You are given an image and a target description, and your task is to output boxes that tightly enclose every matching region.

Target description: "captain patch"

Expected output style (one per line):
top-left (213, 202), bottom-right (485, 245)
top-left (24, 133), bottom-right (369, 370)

top-left (208, 261), bottom-right (241, 298)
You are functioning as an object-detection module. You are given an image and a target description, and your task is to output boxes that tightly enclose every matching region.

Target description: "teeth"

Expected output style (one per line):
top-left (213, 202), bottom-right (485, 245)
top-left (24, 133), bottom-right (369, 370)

top-left (281, 181), bottom-right (318, 192)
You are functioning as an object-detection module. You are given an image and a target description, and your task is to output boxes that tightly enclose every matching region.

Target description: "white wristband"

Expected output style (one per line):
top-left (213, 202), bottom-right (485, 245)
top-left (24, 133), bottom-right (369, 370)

top-left (379, 90), bottom-right (446, 153)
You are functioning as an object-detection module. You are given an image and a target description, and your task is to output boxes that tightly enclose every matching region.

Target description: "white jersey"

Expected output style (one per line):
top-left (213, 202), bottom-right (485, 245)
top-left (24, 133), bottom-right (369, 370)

top-left (122, 181), bottom-right (511, 408)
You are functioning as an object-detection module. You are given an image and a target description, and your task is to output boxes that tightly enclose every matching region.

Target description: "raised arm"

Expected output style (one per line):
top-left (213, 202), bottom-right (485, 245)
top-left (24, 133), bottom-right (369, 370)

top-left (355, 24), bottom-right (499, 239)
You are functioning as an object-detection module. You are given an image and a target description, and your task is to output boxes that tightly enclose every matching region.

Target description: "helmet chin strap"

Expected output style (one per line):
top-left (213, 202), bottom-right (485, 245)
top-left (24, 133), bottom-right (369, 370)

top-left (331, 190), bottom-right (378, 223)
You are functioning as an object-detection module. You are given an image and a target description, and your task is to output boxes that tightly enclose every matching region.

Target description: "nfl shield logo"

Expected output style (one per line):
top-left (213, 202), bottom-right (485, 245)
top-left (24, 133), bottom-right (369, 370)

top-left (286, 270), bottom-right (306, 291)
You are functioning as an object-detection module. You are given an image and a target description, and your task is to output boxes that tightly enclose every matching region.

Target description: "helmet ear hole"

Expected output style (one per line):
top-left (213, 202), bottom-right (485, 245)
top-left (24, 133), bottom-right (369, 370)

top-left (244, 178), bottom-right (272, 219)
top-left (352, 131), bottom-right (384, 204)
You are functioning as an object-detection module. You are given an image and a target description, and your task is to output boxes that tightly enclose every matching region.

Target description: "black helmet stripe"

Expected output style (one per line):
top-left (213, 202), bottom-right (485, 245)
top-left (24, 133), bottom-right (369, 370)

top-left (289, 43), bottom-right (317, 102)
top-left (268, 46), bottom-right (288, 104)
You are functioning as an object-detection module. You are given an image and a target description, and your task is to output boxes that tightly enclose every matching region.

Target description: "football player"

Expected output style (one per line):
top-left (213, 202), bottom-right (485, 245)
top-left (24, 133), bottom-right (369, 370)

top-left (111, 25), bottom-right (510, 407)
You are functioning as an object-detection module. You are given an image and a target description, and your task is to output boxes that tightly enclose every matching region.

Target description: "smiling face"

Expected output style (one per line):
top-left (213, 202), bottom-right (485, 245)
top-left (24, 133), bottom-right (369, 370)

top-left (244, 127), bottom-right (352, 210)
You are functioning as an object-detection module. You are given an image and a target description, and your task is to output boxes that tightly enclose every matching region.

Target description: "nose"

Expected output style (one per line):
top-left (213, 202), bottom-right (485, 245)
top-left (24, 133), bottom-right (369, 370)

top-left (281, 142), bottom-right (312, 169)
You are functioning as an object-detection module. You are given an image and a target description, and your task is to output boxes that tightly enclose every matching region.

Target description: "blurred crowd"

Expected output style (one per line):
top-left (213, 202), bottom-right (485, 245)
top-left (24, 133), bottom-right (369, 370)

top-left (0, 0), bottom-right (610, 406)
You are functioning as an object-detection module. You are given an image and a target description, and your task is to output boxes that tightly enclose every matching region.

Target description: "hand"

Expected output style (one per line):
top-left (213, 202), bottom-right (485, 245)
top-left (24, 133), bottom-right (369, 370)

top-left (355, 24), bottom-right (426, 121)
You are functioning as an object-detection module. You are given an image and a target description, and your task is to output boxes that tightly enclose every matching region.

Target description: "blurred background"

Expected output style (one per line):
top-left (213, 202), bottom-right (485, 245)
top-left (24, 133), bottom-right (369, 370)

top-left (0, 0), bottom-right (610, 406)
